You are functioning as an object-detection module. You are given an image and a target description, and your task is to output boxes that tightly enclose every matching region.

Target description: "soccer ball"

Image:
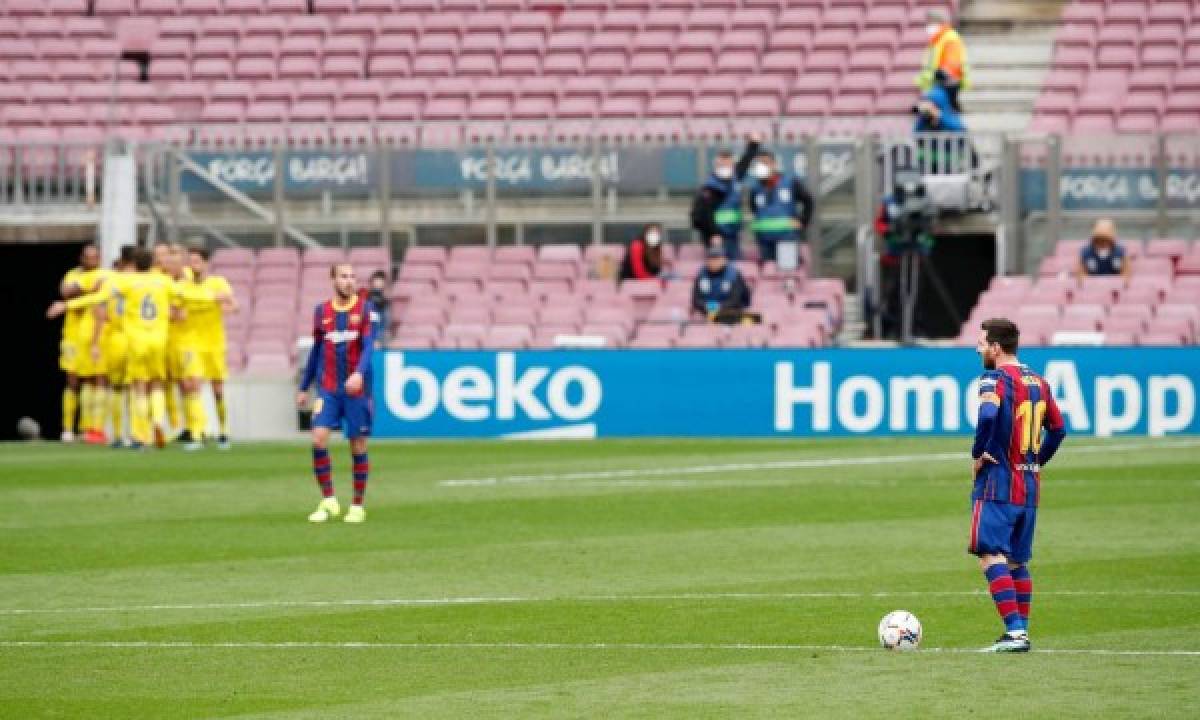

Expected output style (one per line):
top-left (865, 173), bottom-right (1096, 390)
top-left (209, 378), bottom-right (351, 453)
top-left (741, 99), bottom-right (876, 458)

top-left (878, 610), bottom-right (922, 651)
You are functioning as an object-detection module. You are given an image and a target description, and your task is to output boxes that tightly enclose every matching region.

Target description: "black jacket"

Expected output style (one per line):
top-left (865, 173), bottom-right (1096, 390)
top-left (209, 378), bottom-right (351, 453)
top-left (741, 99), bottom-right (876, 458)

top-left (690, 140), bottom-right (760, 240)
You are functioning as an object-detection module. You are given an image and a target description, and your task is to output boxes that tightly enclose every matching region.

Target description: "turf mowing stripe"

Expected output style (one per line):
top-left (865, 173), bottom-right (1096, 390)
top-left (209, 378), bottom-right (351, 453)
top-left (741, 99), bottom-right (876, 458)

top-left (1, 640), bottom-right (1197, 657)
top-left (438, 439), bottom-right (1200, 487)
top-left (4, 590), bottom-right (1198, 615)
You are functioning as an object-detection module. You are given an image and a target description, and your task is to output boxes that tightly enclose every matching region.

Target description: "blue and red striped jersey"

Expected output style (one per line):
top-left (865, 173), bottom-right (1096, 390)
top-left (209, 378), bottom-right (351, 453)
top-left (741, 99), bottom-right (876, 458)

top-left (972, 363), bottom-right (1067, 507)
top-left (299, 291), bottom-right (379, 395)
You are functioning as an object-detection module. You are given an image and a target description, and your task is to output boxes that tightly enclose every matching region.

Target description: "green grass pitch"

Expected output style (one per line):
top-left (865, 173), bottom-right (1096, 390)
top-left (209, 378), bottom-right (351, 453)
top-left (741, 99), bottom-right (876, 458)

top-left (1, 436), bottom-right (1198, 718)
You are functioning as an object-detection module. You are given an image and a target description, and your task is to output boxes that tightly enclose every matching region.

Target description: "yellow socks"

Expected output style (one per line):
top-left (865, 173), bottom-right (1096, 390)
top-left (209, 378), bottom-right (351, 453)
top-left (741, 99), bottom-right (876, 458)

top-left (79, 384), bottom-right (94, 433)
top-left (131, 390), bottom-right (150, 445)
top-left (185, 391), bottom-right (207, 440)
top-left (215, 395), bottom-right (228, 436)
top-left (165, 386), bottom-right (180, 432)
top-left (62, 387), bottom-right (78, 435)
top-left (150, 387), bottom-right (167, 429)
top-left (110, 387), bottom-right (126, 441)
top-left (91, 385), bottom-right (108, 435)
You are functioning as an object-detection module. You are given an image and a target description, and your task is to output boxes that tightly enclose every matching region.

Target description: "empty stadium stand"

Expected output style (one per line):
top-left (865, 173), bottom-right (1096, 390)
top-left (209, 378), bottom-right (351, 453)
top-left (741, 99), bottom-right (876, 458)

top-left (0, 0), bottom-right (961, 143)
top-left (1033, 0), bottom-right (1200, 133)
top-left (212, 242), bottom-right (844, 371)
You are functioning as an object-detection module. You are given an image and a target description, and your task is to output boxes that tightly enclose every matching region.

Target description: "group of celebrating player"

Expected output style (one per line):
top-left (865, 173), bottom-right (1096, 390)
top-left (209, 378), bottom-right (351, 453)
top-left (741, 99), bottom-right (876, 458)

top-left (49, 241), bottom-right (237, 451)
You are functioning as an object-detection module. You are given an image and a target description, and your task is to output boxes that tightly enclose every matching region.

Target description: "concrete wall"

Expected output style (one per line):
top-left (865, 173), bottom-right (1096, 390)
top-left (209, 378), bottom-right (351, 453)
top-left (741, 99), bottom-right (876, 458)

top-left (224, 375), bottom-right (299, 441)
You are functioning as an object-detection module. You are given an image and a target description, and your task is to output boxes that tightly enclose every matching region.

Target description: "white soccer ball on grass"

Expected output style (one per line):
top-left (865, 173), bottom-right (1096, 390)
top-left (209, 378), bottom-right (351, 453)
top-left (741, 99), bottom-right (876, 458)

top-left (878, 610), bottom-right (922, 651)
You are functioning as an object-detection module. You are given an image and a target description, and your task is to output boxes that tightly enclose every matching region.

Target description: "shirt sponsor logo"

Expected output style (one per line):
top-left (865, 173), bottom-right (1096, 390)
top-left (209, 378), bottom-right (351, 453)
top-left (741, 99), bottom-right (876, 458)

top-left (327, 330), bottom-right (360, 344)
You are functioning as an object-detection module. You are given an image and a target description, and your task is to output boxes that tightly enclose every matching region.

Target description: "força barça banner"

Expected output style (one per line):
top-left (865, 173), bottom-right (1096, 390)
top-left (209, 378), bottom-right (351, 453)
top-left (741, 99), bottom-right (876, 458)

top-left (371, 348), bottom-right (1199, 438)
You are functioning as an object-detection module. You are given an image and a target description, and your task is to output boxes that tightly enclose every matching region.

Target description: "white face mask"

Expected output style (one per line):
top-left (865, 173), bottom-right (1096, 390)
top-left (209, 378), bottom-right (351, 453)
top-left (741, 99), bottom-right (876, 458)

top-left (751, 162), bottom-right (771, 179)
top-left (926, 23), bottom-right (940, 37)
top-left (1095, 245), bottom-right (1111, 258)
top-left (645, 231), bottom-right (661, 247)
top-left (714, 165), bottom-right (733, 180)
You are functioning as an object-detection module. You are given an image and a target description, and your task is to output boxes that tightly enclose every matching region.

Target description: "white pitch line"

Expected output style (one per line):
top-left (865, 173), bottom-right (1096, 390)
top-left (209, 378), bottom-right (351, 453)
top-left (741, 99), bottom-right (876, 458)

top-left (438, 439), bottom-right (1200, 487)
top-left (2, 590), bottom-right (1198, 616)
top-left (0, 640), bottom-right (1197, 657)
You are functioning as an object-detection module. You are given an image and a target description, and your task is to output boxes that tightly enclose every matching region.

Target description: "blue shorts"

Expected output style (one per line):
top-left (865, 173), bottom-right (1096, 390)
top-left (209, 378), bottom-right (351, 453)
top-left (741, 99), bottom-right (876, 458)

top-left (312, 390), bottom-right (373, 439)
top-left (968, 500), bottom-right (1037, 564)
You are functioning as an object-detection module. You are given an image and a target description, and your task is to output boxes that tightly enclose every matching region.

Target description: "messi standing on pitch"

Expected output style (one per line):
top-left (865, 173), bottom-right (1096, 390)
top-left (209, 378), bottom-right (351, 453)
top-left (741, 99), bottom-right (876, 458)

top-left (296, 263), bottom-right (380, 525)
top-left (970, 318), bottom-right (1067, 652)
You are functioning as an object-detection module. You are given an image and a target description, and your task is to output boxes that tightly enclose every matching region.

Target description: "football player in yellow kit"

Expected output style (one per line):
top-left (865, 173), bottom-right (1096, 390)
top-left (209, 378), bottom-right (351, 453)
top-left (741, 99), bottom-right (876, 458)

top-left (125, 248), bottom-right (179, 449)
top-left (176, 247), bottom-right (238, 450)
top-left (102, 247), bottom-right (137, 447)
top-left (47, 244), bottom-right (107, 444)
top-left (153, 241), bottom-right (192, 439)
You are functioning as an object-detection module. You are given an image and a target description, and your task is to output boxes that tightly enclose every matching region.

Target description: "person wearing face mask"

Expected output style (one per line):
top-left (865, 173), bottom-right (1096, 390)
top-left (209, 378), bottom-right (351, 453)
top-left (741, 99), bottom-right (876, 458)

top-left (915, 9), bottom-right (970, 113)
top-left (690, 133), bottom-right (762, 261)
top-left (747, 151), bottom-right (814, 264)
top-left (619, 223), bottom-right (666, 281)
top-left (1077, 218), bottom-right (1131, 279)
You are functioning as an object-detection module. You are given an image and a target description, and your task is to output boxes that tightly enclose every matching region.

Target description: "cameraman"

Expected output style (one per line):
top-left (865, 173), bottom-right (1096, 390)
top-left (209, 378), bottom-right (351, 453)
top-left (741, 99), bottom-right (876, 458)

top-left (367, 270), bottom-right (391, 348)
top-left (874, 172), bottom-right (935, 340)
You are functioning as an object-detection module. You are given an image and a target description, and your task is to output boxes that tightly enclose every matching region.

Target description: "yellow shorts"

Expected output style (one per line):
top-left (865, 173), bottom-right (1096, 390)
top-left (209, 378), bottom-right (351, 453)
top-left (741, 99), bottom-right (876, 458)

top-left (104, 332), bottom-right (129, 386)
top-left (178, 345), bottom-right (205, 380)
top-left (127, 334), bottom-right (168, 382)
top-left (201, 347), bottom-right (228, 381)
top-left (73, 336), bottom-right (106, 378)
top-left (59, 337), bottom-right (78, 374)
top-left (166, 338), bottom-right (183, 380)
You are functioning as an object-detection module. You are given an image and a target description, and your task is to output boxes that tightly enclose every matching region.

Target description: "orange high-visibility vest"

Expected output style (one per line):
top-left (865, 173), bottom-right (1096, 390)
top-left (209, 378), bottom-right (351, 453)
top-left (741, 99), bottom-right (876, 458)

top-left (916, 25), bottom-right (972, 91)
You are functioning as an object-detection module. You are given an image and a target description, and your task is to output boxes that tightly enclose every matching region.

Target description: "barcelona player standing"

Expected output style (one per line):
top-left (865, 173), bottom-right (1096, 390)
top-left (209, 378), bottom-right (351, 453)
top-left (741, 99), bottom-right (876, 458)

top-left (970, 318), bottom-right (1068, 652)
top-left (296, 263), bottom-right (380, 524)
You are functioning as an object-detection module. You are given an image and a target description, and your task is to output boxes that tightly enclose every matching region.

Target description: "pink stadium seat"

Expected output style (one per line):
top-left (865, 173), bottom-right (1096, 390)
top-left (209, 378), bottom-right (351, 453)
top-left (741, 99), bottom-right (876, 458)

top-left (538, 244), bottom-right (583, 265)
top-left (483, 325), bottom-right (534, 349)
top-left (1146, 238), bottom-right (1188, 260)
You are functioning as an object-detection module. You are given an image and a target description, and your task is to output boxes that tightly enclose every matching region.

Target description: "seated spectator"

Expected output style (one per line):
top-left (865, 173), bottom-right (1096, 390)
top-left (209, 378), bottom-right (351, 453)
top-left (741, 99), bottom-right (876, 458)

top-left (619, 224), bottom-right (665, 281)
top-left (691, 245), bottom-right (752, 324)
top-left (1077, 218), bottom-right (1131, 279)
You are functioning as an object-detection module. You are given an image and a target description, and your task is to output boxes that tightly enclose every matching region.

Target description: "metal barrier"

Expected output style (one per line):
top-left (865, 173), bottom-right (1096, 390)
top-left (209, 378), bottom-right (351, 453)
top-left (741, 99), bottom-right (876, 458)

top-left (4, 129), bottom-right (1197, 300)
top-left (0, 142), bottom-right (104, 207)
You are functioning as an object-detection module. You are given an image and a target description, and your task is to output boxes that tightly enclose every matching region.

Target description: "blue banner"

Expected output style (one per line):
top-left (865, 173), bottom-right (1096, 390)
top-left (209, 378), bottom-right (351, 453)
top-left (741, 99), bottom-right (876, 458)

top-left (371, 348), bottom-right (1199, 438)
top-left (397, 147), bottom-right (701, 192)
top-left (703, 143), bottom-right (856, 182)
top-left (184, 147), bottom-right (703, 195)
top-left (1020, 167), bottom-right (1200, 212)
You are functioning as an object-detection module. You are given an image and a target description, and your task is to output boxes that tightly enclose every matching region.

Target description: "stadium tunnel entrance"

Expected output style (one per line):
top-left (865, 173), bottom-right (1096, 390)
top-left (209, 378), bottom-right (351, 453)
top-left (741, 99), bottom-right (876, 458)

top-left (1, 241), bottom-right (86, 441)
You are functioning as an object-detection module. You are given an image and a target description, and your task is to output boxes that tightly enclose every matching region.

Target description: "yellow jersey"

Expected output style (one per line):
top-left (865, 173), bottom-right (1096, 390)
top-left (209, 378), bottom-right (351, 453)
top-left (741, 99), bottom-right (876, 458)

top-left (180, 275), bottom-right (233, 349)
top-left (73, 268), bottom-right (109, 346)
top-left (123, 272), bottom-right (176, 341)
top-left (102, 271), bottom-right (136, 338)
top-left (61, 267), bottom-right (106, 343)
top-left (60, 268), bottom-right (82, 340)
